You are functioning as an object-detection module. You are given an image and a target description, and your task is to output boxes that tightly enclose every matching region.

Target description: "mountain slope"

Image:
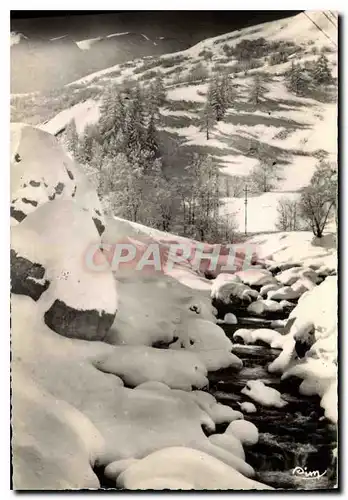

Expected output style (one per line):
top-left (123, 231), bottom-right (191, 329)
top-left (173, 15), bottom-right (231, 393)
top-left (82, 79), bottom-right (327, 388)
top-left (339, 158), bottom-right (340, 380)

top-left (12, 11), bottom-right (338, 232)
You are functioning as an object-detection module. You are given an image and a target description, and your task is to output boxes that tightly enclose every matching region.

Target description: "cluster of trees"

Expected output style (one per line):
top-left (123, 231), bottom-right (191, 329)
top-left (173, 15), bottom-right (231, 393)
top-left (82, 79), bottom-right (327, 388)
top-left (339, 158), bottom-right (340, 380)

top-left (276, 161), bottom-right (337, 237)
top-left (286, 54), bottom-right (333, 96)
top-left (199, 74), bottom-right (235, 139)
top-left (65, 76), bottom-right (235, 243)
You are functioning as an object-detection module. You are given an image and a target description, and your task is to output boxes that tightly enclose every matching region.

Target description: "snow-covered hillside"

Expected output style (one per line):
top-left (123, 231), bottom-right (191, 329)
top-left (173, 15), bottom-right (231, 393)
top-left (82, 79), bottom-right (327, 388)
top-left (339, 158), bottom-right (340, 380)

top-left (34, 11), bottom-right (338, 233)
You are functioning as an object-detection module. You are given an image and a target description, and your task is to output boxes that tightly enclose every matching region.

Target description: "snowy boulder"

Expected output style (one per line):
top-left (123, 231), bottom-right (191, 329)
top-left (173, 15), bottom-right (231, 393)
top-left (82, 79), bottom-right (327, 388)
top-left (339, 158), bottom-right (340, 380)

top-left (211, 274), bottom-right (260, 310)
top-left (239, 402), bottom-right (257, 414)
top-left (167, 318), bottom-right (243, 372)
top-left (116, 447), bottom-right (272, 490)
top-left (247, 299), bottom-right (283, 317)
top-left (191, 391), bottom-right (244, 426)
top-left (267, 286), bottom-right (300, 301)
top-left (94, 346), bottom-right (208, 390)
top-left (236, 269), bottom-right (275, 288)
top-left (241, 380), bottom-right (288, 408)
top-left (250, 329), bottom-right (283, 348)
top-left (276, 267), bottom-right (320, 287)
top-left (11, 124), bottom-right (76, 224)
top-left (232, 329), bottom-right (254, 345)
top-left (224, 313), bottom-right (238, 324)
top-left (291, 321), bottom-right (316, 358)
top-left (12, 200), bottom-right (117, 341)
top-left (225, 419), bottom-right (259, 446)
top-left (260, 283), bottom-right (281, 297)
top-left (11, 123), bottom-right (105, 235)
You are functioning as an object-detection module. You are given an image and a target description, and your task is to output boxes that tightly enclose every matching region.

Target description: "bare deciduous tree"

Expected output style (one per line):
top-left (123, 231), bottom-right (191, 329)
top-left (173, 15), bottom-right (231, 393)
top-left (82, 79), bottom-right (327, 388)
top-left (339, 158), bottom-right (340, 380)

top-left (276, 197), bottom-right (300, 231)
top-left (299, 161), bottom-right (337, 238)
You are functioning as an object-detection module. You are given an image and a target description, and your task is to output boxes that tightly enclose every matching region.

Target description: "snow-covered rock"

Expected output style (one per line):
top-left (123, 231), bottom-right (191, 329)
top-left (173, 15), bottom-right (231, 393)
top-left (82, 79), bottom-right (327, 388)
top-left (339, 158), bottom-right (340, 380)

top-left (276, 267), bottom-right (320, 286)
top-left (11, 200), bottom-right (117, 341)
top-left (225, 420), bottom-right (259, 446)
top-left (169, 319), bottom-right (243, 372)
top-left (247, 299), bottom-right (283, 317)
top-left (10, 124), bottom-right (105, 234)
top-left (292, 320), bottom-right (316, 358)
top-left (211, 274), bottom-right (260, 306)
top-left (260, 283), bottom-right (281, 297)
top-left (267, 286), bottom-right (301, 301)
top-left (239, 402), bottom-right (257, 414)
top-left (232, 329), bottom-right (254, 345)
top-left (236, 269), bottom-right (275, 287)
top-left (241, 380), bottom-right (288, 408)
top-left (224, 312), bottom-right (238, 324)
top-left (250, 329), bottom-right (284, 348)
top-left (116, 447), bottom-right (272, 490)
top-left (94, 346), bottom-right (208, 390)
top-left (233, 328), bottom-right (282, 348)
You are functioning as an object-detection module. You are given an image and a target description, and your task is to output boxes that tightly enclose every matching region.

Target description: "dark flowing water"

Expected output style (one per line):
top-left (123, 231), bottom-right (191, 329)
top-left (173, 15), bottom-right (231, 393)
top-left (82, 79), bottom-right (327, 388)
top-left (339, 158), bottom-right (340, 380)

top-left (208, 322), bottom-right (337, 490)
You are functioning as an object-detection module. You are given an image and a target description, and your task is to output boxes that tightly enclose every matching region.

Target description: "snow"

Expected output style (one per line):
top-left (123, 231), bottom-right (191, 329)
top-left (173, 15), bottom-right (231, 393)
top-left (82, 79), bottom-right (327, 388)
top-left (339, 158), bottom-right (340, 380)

top-left (239, 402), bottom-right (257, 414)
top-left (233, 328), bottom-right (283, 349)
top-left (95, 345), bottom-right (208, 390)
top-left (247, 299), bottom-right (283, 316)
top-left (12, 292), bottom-right (260, 488)
top-left (12, 10), bottom-right (338, 487)
top-left (241, 380), bottom-right (288, 408)
top-left (116, 447), bottom-right (272, 490)
top-left (248, 231), bottom-right (337, 271)
top-left (225, 419), bottom-right (259, 446)
top-left (224, 313), bottom-right (238, 324)
top-left (209, 434), bottom-right (245, 460)
top-left (50, 35), bottom-right (67, 41)
top-left (106, 32), bottom-right (130, 38)
top-left (167, 85), bottom-right (206, 102)
top-left (211, 273), bottom-right (260, 304)
top-left (220, 193), bottom-right (301, 234)
top-left (75, 37), bottom-right (102, 51)
top-left (236, 268), bottom-right (274, 287)
top-left (40, 99), bottom-right (100, 136)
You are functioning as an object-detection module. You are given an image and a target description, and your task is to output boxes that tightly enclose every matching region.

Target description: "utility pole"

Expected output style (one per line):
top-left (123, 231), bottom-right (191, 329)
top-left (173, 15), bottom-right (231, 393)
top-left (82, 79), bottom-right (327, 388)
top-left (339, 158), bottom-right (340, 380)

top-left (244, 184), bottom-right (248, 235)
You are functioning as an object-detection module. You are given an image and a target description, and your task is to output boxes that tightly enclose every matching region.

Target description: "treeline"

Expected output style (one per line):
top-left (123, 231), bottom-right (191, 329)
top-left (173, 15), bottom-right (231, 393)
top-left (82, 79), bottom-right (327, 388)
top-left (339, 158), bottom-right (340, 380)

top-left (286, 54), bottom-right (334, 96)
top-left (65, 76), bottom-right (235, 243)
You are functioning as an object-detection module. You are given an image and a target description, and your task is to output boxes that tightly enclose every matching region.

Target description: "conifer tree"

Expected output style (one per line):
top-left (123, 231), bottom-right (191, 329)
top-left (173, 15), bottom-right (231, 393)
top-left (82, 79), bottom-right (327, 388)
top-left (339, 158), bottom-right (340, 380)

top-left (99, 88), bottom-right (125, 140)
top-left (199, 100), bottom-right (216, 140)
top-left (145, 112), bottom-right (160, 158)
top-left (312, 54), bottom-right (333, 85)
top-left (286, 62), bottom-right (310, 96)
top-left (249, 75), bottom-right (266, 105)
top-left (65, 119), bottom-right (79, 158)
